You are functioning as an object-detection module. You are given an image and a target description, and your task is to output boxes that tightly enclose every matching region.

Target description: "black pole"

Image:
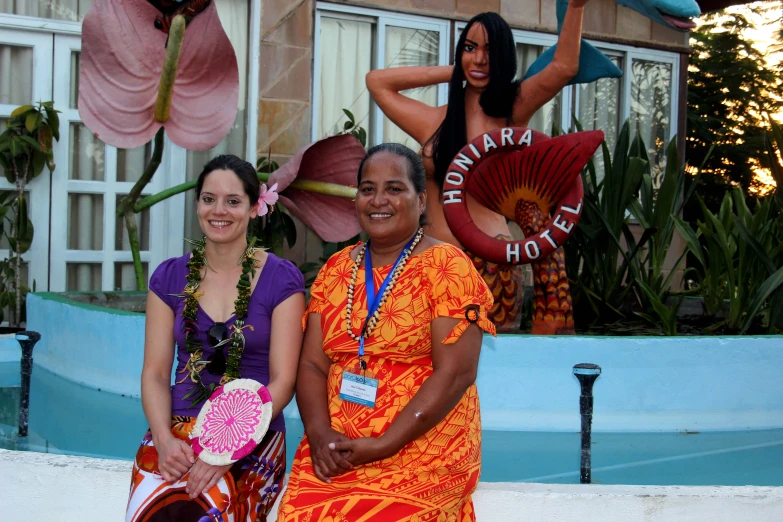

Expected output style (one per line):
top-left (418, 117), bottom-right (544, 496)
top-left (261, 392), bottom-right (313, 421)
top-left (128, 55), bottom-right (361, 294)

top-left (16, 331), bottom-right (40, 437)
top-left (573, 363), bottom-right (601, 484)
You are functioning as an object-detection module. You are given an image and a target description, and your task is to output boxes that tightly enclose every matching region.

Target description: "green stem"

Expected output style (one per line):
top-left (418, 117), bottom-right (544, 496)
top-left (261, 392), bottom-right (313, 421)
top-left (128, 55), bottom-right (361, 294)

top-left (12, 153), bottom-right (29, 328)
top-left (118, 128), bottom-right (165, 216)
top-left (135, 172), bottom-right (357, 213)
top-left (117, 128), bottom-right (165, 291)
top-left (154, 15), bottom-right (186, 123)
top-left (124, 210), bottom-right (146, 291)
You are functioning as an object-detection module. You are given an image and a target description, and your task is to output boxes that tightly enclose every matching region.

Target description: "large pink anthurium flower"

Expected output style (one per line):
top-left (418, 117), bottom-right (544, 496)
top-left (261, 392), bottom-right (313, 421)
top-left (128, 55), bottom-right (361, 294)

top-left (78, 0), bottom-right (239, 150)
top-left (270, 135), bottom-right (365, 243)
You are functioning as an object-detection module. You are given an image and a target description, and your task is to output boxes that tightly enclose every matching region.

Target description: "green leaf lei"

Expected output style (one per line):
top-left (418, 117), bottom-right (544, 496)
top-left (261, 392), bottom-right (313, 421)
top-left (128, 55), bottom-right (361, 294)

top-left (175, 236), bottom-right (260, 406)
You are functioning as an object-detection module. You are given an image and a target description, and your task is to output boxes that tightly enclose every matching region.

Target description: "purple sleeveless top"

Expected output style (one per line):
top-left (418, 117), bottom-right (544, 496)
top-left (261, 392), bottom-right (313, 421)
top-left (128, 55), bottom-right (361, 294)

top-left (149, 252), bottom-right (304, 433)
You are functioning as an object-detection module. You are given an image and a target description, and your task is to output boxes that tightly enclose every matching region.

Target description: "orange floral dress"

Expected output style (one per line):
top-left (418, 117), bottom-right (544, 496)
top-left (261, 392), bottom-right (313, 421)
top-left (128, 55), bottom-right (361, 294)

top-left (278, 243), bottom-right (496, 522)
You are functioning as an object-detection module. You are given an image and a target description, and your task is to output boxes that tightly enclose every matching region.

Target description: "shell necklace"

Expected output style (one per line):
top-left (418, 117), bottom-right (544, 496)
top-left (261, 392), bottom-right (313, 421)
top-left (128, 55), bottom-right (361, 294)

top-left (345, 228), bottom-right (424, 343)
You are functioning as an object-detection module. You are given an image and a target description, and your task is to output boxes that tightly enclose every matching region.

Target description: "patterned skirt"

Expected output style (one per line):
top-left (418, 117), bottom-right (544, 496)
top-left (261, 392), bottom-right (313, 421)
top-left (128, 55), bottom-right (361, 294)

top-left (126, 416), bottom-right (285, 522)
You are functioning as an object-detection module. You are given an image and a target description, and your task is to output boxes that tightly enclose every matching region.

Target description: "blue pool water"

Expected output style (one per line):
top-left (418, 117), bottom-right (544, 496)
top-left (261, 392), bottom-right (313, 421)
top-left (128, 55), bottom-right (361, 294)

top-left (1, 362), bottom-right (782, 486)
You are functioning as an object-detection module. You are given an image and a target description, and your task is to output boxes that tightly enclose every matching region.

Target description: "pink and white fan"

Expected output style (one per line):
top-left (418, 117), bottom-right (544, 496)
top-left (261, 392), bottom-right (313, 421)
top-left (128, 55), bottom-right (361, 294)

top-left (190, 379), bottom-right (273, 465)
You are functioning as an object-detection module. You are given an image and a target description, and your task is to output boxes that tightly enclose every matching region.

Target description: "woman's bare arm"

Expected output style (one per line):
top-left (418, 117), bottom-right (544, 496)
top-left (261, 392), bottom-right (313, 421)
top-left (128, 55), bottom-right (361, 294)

top-left (141, 292), bottom-right (194, 481)
top-left (266, 292), bottom-right (306, 421)
top-left (366, 66), bottom-right (452, 145)
top-left (329, 318), bottom-right (482, 465)
top-left (296, 313), bottom-right (353, 482)
top-left (513, 1), bottom-right (588, 125)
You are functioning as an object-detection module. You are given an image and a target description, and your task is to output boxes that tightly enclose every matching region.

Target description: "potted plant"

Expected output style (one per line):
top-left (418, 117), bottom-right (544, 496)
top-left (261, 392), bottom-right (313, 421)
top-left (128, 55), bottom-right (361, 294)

top-left (0, 102), bottom-right (59, 329)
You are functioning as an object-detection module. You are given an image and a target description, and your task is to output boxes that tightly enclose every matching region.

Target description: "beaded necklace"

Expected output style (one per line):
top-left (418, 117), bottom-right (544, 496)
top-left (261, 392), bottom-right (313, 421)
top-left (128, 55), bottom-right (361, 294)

top-left (345, 228), bottom-right (423, 343)
top-left (176, 236), bottom-right (260, 406)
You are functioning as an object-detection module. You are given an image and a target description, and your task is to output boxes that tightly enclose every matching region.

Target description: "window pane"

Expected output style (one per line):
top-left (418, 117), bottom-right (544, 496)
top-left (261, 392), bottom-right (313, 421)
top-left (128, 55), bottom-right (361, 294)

top-left (0, 0), bottom-right (94, 22)
top-left (67, 193), bottom-right (103, 250)
top-left (184, 0), bottom-right (249, 242)
top-left (66, 263), bottom-right (101, 291)
top-left (117, 142), bottom-right (152, 182)
top-left (115, 195), bottom-right (150, 251)
top-left (0, 44), bottom-right (33, 106)
top-left (516, 43), bottom-right (563, 134)
top-left (69, 51), bottom-right (81, 109)
top-left (69, 122), bottom-right (105, 181)
top-left (382, 27), bottom-right (439, 149)
top-left (114, 262), bottom-right (148, 291)
top-left (578, 56), bottom-right (623, 177)
top-left (631, 59), bottom-right (672, 187)
top-left (318, 16), bottom-right (374, 139)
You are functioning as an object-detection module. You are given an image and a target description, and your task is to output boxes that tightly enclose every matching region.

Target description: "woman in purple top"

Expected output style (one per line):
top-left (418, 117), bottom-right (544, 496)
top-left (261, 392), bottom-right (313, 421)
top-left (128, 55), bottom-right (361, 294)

top-left (126, 155), bottom-right (305, 522)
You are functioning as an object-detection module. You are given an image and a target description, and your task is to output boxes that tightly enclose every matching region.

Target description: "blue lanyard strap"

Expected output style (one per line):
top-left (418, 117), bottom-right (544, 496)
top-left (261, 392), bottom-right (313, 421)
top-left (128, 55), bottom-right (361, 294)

top-left (360, 235), bottom-right (417, 359)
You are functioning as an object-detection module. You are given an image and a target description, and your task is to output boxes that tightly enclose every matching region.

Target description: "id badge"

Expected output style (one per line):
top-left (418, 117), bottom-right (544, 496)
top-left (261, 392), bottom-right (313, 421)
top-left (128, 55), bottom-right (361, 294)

top-left (339, 367), bottom-right (378, 408)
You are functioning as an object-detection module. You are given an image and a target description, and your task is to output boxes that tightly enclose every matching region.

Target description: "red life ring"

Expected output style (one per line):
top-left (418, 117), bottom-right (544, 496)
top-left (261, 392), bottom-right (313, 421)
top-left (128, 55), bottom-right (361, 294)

top-left (442, 127), bottom-right (601, 265)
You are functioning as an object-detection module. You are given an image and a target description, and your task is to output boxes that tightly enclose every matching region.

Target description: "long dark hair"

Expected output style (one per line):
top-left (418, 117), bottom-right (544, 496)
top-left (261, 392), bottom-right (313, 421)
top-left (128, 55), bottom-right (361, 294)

top-left (426, 12), bottom-right (518, 188)
top-left (358, 143), bottom-right (428, 226)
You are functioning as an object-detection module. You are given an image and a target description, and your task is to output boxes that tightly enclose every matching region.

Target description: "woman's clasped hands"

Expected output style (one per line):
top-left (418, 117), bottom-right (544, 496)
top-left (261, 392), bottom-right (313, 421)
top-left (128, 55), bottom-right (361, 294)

top-left (309, 426), bottom-right (393, 483)
top-left (155, 434), bottom-right (232, 498)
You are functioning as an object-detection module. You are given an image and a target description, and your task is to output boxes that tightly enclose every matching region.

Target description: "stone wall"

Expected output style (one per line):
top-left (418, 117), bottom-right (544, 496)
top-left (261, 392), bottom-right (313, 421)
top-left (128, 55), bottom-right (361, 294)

top-left (258, 0), bottom-right (324, 264)
top-left (258, 0), bottom-right (314, 166)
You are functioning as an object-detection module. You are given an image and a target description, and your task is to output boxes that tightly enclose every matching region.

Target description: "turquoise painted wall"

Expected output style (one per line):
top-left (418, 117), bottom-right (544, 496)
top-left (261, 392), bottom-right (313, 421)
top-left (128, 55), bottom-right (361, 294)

top-left (0, 336), bottom-right (21, 365)
top-left (26, 293), bottom-right (783, 433)
top-left (27, 293), bottom-right (146, 397)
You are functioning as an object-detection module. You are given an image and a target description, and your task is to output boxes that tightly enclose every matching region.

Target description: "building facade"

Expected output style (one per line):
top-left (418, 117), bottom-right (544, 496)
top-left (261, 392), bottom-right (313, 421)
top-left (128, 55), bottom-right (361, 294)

top-left (0, 0), bottom-right (690, 295)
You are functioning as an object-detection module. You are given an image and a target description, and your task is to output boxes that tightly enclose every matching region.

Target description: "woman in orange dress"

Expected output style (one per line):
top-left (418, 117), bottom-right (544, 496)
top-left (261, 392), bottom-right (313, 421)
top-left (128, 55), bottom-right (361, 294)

top-left (277, 143), bottom-right (496, 521)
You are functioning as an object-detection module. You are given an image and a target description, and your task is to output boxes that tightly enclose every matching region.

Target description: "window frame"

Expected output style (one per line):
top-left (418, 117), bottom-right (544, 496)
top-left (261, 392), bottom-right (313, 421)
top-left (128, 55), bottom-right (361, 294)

top-left (0, 3), bottom-right (261, 291)
top-left (48, 33), bottom-right (165, 291)
top-left (313, 2), bottom-right (451, 145)
top-left (583, 39), bottom-right (680, 145)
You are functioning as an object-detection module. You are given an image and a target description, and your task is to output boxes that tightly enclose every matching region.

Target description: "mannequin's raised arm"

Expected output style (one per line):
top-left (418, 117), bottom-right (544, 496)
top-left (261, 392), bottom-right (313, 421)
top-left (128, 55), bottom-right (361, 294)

top-left (366, 66), bottom-right (452, 145)
top-left (513, 1), bottom-right (587, 125)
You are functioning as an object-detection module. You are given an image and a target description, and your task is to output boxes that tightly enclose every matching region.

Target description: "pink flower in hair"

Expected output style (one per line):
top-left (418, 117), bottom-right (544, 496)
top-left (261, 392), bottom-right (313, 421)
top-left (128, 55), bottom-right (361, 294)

top-left (257, 183), bottom-right (279, 216)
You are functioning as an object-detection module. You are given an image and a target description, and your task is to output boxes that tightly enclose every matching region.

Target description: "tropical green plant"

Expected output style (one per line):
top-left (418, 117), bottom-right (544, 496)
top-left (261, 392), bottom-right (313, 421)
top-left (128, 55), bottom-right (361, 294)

top-left (674, 189), bottom-right (783, 334)
top-left (628, 135), bottom-right (711, 307)
top-left (0, 102), bottom-right (60, 326)
top-left (565, 120), bottom-right (649, 326)
top-left (339, 109), bottom-right (368, 147)
top-left (762, 117), bottom-right (783, 329)
top-left (634, 281), bottom-right (682, 336)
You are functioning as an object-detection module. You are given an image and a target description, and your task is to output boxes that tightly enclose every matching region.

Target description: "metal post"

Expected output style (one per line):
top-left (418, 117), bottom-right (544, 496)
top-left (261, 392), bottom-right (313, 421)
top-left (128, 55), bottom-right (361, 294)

top-left (573, 363), bottom-right (601, 484)
top-left (16, 331), bottom-right (40, 437)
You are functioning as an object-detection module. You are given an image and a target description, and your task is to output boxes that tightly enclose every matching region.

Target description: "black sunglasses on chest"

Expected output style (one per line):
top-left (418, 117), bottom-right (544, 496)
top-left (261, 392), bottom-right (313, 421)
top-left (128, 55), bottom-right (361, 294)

top-left (206, 322), bottom-right (230, 375)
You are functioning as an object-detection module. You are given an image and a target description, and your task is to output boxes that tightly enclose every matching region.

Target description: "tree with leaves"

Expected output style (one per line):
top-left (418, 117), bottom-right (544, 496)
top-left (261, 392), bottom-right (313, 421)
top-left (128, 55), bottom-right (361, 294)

top-left (687, 7), bottom-right (783, 213)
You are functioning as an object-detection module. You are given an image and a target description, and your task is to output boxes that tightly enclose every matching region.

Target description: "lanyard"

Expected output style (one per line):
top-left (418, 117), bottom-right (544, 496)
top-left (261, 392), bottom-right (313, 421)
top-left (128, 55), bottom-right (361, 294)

top-left (359, 235), bottom-right (417, 360)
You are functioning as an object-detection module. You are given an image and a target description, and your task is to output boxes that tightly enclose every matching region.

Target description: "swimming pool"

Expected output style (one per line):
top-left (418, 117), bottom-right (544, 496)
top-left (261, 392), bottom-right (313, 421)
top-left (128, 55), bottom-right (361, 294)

top-left (1, 362), bottom-right (781, 487)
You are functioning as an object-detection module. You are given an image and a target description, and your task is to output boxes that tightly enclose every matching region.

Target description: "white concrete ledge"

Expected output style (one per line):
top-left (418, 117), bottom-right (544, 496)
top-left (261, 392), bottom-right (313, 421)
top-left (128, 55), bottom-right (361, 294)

top-left (2, 449), bottom-right (781, 521)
